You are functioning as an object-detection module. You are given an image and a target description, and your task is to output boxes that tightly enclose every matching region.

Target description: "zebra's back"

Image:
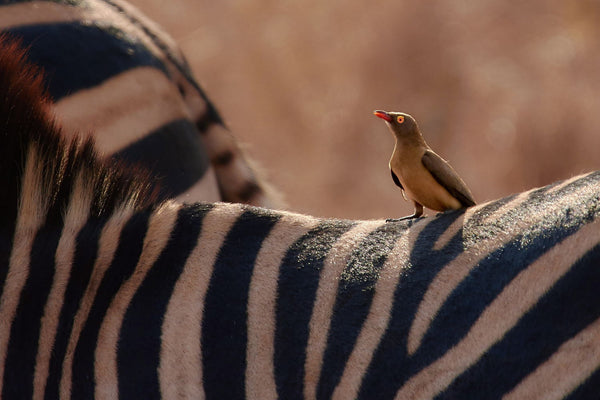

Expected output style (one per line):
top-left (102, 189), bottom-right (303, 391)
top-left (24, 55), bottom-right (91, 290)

top-left (4, 181), bottom-right (600, 399)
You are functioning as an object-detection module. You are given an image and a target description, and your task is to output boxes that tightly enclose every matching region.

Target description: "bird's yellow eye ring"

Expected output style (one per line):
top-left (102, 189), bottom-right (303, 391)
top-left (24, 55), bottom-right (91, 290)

top-left (397, 115), bottom-right (405, 124)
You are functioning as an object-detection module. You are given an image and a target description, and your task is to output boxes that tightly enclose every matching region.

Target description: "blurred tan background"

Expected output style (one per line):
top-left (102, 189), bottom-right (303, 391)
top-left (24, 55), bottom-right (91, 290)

top-left (129, 0), bottom-right (600, 219)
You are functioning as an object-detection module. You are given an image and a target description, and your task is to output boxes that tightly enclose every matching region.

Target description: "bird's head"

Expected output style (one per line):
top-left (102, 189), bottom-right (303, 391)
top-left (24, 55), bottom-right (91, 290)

top-left (373, 110), bottom-right (420, 140)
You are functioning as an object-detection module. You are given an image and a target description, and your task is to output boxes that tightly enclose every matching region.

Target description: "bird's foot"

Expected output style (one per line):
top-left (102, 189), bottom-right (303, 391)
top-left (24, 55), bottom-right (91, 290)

top-left (386, 214), bottom-right (422, 223)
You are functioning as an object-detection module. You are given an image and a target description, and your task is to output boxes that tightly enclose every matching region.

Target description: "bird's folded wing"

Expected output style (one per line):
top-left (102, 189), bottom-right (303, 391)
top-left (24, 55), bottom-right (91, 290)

top-left (422, 150), bottom-right (476, 207)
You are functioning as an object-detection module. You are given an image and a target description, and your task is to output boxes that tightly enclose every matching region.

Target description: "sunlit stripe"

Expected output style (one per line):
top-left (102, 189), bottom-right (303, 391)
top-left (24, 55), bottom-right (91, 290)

top-left (478, 189), bottom-right (530, 226)
top-left (59, 206), bottom-right (134, 399)
top-left (395, 217), bottom-right (600, 400)
top-left (332, 219), bottom-right (428, 399)
top-left (0, 147), bottom-right (47, 395)
top-left (407, 184), bottom-right (590, 355)
top-left (303, 220), bottom-right (386, 400)
top-left (245, 212), bottom-right (319, 399)
top-left (432, 207), bottom-right (475, 251)
top-left (94, 202), bottom-right (180, 399)
top-left (546, 172), bottom-right (591, 195)
top-left (33, 173), bottom-right (91, 400)
top-left (159, 203), bottom-right (243, 399)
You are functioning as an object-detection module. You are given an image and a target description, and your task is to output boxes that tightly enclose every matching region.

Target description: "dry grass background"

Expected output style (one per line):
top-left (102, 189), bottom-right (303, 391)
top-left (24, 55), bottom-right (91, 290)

top-left (129, 0), bottom-right (600, 219)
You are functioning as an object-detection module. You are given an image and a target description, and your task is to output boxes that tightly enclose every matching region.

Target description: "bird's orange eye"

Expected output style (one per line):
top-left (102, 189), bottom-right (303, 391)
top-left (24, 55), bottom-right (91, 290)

top-left (397, 115), bottom-right (405, 124)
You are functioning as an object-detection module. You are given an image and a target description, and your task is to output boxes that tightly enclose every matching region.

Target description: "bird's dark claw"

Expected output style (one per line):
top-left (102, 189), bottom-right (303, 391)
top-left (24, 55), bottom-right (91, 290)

top-left (385, 214), bottom-right (422, 223)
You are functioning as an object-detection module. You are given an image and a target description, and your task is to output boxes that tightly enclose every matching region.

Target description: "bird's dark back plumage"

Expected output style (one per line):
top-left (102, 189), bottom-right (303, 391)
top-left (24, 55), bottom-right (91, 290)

top-left (422, 150), bottom-right (476, 207)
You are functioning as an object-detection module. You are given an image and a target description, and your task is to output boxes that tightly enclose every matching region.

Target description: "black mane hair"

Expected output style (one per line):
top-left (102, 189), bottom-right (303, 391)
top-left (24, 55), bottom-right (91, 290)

top-left (0, 34), bottom-right (161, 233)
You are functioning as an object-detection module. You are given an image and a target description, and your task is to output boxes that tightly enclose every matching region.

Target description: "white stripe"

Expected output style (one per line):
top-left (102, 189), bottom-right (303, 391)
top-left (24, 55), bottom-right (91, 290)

top-left (60, 206), bottom-right (135, 399)
top-left (53, 67), bottom-right (191, 155)
top-left (245, 212), bottom-right (320, 399)
top-left (303, 220), bottom-right (386, 400)
top-left (0, 1), bottom-right (84, 29)
top-left (0, 147), bottom-right (47, 395)
top-left (546, 172), bottom-right (591, 195)
top-left (33, 173), bottom-right (92, 400)
top-left (159, 203), bottom-right (243, 400)
top-left (95, 202), bottom-right (180, 400)
top-left (433, 206), bottom-right (476, 251)
top-left (332, 219), bottom-right (428, 399)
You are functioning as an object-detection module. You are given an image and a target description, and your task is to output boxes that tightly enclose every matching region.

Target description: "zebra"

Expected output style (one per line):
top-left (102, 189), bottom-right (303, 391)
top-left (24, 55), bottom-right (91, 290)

top-left (0, 0), bottom-right (277, 207)
top-left (1, 37), bottom-right (600, 400)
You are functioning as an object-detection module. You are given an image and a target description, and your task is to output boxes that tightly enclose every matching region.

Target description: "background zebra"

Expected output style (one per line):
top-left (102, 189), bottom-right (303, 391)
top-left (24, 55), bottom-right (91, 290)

top-left (1, 36), bottom-right (600, 399)
top-left (0, 0), bottom-right (277, 207)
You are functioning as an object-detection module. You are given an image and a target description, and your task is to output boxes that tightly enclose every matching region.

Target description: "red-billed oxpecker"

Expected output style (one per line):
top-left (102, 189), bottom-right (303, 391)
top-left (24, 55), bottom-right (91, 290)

top-left (373, 110), bottom-right (475, 220)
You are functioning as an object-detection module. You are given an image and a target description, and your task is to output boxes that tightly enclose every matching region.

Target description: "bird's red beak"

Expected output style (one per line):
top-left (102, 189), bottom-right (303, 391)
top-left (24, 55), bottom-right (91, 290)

top-left (373, 110), bottom-right (392, 122)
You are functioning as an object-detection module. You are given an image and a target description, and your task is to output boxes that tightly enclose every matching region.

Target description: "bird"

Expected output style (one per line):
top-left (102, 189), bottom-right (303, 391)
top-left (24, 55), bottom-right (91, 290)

top-left (373, 110), bottom-right (475, 221)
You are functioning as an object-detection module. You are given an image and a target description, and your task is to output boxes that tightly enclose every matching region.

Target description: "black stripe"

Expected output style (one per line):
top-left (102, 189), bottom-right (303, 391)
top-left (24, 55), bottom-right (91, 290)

top-left (437, 244), bottom-right (600, 399)
top-left (2, 222), bottom-right (63, 398)
top-left (316, 223), bottom-right (408, 400)
top-left (273, 221), bottom-right (355, 399)
top-left (112, 119), bottom-right (211, 199)
top-left (5, 22), bottom-right (168, 100)
top-left (71, 209), bottom-right (151, 399)
top-left (357, 212), bottom-right (472, 399)
top-left (117, 204), bottom-right (210, 399)
top-left (202, 209), bottom-right (279, 400)
top-left (44, 217), bottom-right (104, 400)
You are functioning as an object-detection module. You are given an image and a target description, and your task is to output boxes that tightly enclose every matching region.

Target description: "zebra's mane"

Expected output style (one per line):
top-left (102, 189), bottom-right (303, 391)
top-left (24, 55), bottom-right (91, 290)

top-left (0, 35), bottom-right (160, 231)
